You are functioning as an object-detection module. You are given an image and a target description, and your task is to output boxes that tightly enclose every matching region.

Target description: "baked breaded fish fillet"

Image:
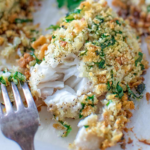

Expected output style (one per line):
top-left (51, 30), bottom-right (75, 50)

top-left (29, 0), bottom-right (149, 149)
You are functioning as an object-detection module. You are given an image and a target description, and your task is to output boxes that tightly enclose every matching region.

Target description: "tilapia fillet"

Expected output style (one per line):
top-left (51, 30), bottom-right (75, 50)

top-left (29, 0), bottom-right (148, 149)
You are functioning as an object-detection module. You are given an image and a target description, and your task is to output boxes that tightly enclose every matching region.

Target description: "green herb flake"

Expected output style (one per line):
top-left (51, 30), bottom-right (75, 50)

top-left (95, 50), bottom-right (99, 56)
top-left (30, 30), bottom-right (39, 34)
top-left (102, 36), bottom-right (116, 50)
top-left (106, 100), bottom-right (112, 106)
top-left (119, 31), bottom-right (122, 34)
top-left (30, 52), bottom-right (42, 64)
top-left (86, 95), bottom-right (94, 104)
top-left (8, 76), bottom-right (12, 82)
top-left (60, 37), bottom-right (66, 41)
top-left (0, 76), bottom-right (6, 85)
top-left (140, 64), bottom-right (145, 70)
top-left (65, 14), bottom-right (75, 22)
top-left (73, 9), bottom-right (81, 14)
top-left (47, 25), bottom-right (60, 30)
top-left (65, 9), bottom-right (81, 22)
top-left (88, 65), bottom-right (94, 69)
top-left (147, 5), bottom-right (150, 12)
top-left (29, 47), bottom-right (35, 51)
top-left (96, 16), bottom-right (104, 24)
top-left (116, 20), bottom-right (121, 25)
top-left (7, 71), bottom-right (26, 85)
top-left (57, 0), bottom-right (84, 11)
top-left (59, 121), bottom-right (72, 137)
top-left (93, 36), bottom-right (116, 51)
top-left (80, 49), bottom-right (88, 56)
top-left (13, 72), bottom-right (26, 83)
top-left (111, 70), bottom-right (113, 79)
top-left (101, 33), bottom-right (109, 38)
top-left (31, 37), bottom-right (36, 42)
top-left (84, 125), bottom-right (89, 128)
top-left (52, 35), bottom-right (56, 39)
top-left (79, 103), bottom-right (85, 118)
top-left (95, 60), bottom-right (105, 69)
top-left (127, 84), bottom-right (143, 99)
top-left (107, 81), bottom-right (111, 90)
top-left (56, 0), bottom-right (65, 8)
top-left (95, 50), bottom-right (105, 57)
top-left (135, 52), bottom-right (143, 66)
top-left (116, 31), bottom-right (123, 34)
top-left (15, 18), bottom-right (33, 23)
top-left (116, 82), bottom-right (124, 99)
top-left (135, 83), bottom-right (145, 95)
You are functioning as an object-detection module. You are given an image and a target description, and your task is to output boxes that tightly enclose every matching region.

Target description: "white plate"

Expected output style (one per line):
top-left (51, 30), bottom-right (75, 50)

top-left (1, 0), bottom-right (150, 149)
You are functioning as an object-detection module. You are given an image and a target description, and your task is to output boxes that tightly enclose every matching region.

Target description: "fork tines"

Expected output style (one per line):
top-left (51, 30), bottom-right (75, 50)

top-left (0, 82), bottom-right (36, 115)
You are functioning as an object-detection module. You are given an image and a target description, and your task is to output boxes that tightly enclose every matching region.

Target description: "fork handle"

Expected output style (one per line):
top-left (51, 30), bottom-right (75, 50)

top-left (20, 143), bottom-right (35, 150)
top-left (19, 137), bottom-right (35, 150)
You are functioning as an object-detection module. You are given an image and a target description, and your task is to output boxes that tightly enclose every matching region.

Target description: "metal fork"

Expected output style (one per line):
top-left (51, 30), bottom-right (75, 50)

top-left (0, 82), bottom-right (40, 150)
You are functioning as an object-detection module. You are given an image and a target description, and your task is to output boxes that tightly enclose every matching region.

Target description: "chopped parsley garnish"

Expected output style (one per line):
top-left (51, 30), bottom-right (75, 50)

top-left (8, 72), bottom-right (26, 85)
top-left (73, 9), bottom-right (82, 14)
top-left (52, 35), bottom-right (56, 39)
top-left (147, 5), bottom-right (150, 12)
top-left (135, 52), bottom-right (143, 66)
top-left (30, 30), bottom-right (39, 34)
top-left (95, 60), bottom-right (105, 69)
top-left (59, 121), bottom-right (72, 137)
top-left (0, 76), bottom-right (6, 85)
top-left (15, 18), bottom-right (33, 23)
top-left (95, 50), bottom-right (99, 56)
top-left (93, 36), bottom-right (116, 50)
top-left (79, 102), bottom-right (95, 118)
top-left (56, 0), bottom-right (84, 11)
top-left (86, 95), bottom-right (94, 104)
top-left (106, 100), bottom-right (112, 106)
top-left (135, 83), bottom-right (145, 95)
top-left (65, 9), bottom-right (81, 22)
top-left (29, 47), bottom-right (35, 51)
top-left (111, 70), bottom-right (113, 78)
top-left (107, 81), bottom-right (111, 90)
top-left (88, 65), bottom-right (94, 69)
top-left (30, 52), bottom-right (42, 64)
top-left (116, 82), bottom-right (124, 99)
top-left (115, 30), bottom-right (122, 34)
top-left (95, 50), bottom-right (105, 57)
top-left (116, 20), bottom-right (121, 25)
top-left (60, 37), bottom-right (66, 41)
top-left (46, 25), bottom-right (60, 30)
top-left (96, 16), bottom-right (104, 24)
top-left (65, 14), bottom-right (75, 22)
top-left (101, 36), bottom-right (116, 50)
top-left (107, 79), bottom-right (124, 99)
top-left (79, 103), bottom-right (85, 118)
top-left (84, 125), bottom-right (89, 128)
top-left (127, 84), bottom-right (143, 99)
top-left (80, 49), bottom-right (88, 56)
top-left (140, 64), bottom-right (145, 70)
top-left (30, 37), bottom-right (36, 42)
top-left (101, 33), bottom-right (109, 38)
